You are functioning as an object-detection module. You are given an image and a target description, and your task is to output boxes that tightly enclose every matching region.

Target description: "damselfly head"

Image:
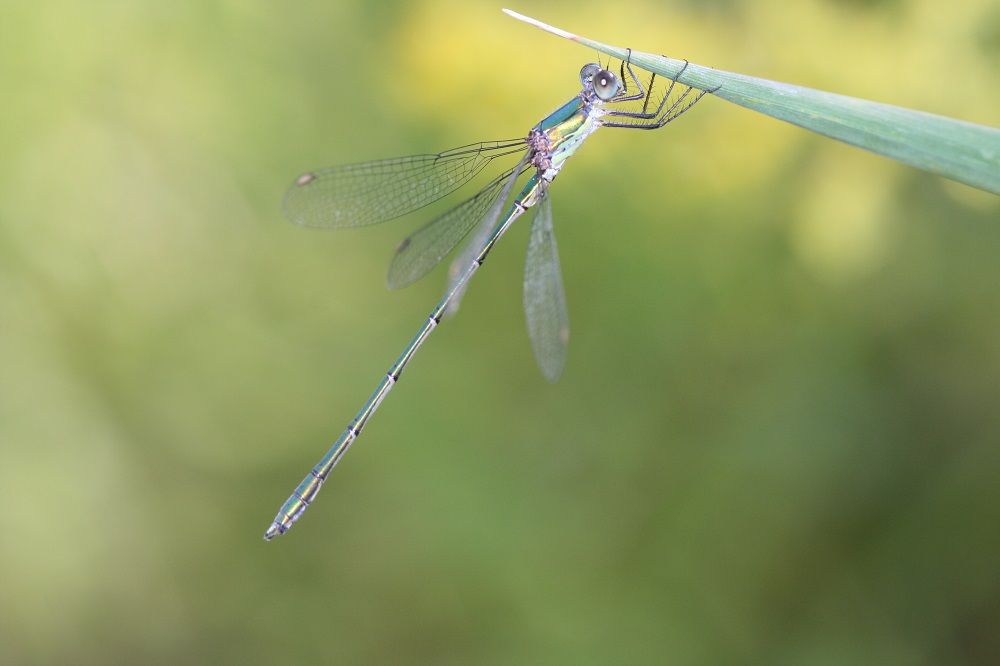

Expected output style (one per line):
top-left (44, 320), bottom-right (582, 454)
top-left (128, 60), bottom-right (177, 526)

top-left (579, 63), bottom-right (620, 101)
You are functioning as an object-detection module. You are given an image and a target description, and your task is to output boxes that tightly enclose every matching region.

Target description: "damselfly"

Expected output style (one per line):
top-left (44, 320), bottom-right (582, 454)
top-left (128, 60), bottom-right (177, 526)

top-left (265, 52), bottom-right (716, 540)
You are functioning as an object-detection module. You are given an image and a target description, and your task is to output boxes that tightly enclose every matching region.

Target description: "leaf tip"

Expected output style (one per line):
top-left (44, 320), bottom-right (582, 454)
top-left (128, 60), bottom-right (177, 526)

top-left (502, 8), bottom-right (579, 41)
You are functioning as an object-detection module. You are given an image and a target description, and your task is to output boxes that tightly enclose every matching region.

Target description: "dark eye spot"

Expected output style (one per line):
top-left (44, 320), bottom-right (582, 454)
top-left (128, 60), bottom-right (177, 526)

top-left (296, 172), bottom-right (317, 186)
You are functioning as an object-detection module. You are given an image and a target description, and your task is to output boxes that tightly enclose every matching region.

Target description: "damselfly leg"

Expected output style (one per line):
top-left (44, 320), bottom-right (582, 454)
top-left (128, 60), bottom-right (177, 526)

top-left (604, 59), bottom-right (719, 130)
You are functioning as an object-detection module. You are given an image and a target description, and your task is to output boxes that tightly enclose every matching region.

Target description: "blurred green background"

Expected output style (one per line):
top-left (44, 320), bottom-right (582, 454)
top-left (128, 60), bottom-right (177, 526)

top-left (2, 0), bottom-right (999, 663)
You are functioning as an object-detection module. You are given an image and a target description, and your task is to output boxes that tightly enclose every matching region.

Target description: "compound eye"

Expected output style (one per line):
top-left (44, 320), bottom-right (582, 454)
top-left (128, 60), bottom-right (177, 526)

top-left (593, 69), bottom-right (620, 100)
top-left (579, 63), bottom-right (600, 85)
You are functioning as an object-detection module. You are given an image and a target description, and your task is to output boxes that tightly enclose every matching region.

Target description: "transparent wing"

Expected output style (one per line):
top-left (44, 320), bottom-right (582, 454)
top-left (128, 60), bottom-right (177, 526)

top-left (283, 139), bottom-right (526, 228)
top-left (523, 193), bottom-right (569, 382)
top-left (442, 155), bottom-right (534, 316)
top-left (442, 214), bottom-right (494, 318)
top-left (386, 153), bottom-right (529, 290)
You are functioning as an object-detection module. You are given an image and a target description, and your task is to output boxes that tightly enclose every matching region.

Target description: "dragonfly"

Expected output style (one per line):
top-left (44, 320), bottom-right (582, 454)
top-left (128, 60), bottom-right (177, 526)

top-left (264, 52), bottom-right (716, 540)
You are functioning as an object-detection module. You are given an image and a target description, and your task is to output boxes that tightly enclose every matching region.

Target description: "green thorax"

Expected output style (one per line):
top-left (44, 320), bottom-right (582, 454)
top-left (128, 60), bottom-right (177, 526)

top-left (512, 95), bottom-right (603, 209)
top-left (535, 96), bottom-right (601, 174)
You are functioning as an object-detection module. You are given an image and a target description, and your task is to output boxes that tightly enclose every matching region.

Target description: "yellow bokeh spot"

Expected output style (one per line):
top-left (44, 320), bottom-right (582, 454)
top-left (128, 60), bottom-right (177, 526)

top-left (792, 147), bottom-right (898, 283)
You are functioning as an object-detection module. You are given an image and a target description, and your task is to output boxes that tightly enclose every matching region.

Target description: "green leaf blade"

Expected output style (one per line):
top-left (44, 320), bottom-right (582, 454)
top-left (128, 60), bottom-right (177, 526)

top-left (503, 9), bottom-right (1000, 194)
